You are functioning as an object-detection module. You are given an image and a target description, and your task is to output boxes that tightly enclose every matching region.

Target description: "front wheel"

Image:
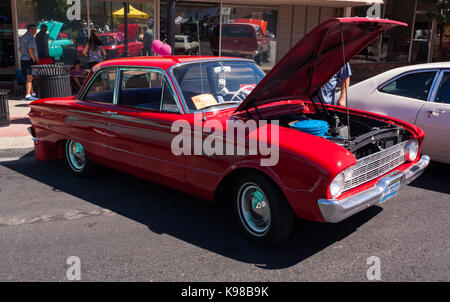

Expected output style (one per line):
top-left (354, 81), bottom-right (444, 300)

top-left (65, 140), bottom-right (98, 176)
top-left (233, 172), bottom-right (295, 246)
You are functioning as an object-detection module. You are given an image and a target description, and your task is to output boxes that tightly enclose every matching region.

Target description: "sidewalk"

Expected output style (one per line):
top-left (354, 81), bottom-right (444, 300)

top-left (0, 98), bottom-right (34, 151)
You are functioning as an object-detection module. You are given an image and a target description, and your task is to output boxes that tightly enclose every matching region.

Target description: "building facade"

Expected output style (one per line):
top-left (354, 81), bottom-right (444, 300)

top-left (1, 0), bottom-right (448, 88)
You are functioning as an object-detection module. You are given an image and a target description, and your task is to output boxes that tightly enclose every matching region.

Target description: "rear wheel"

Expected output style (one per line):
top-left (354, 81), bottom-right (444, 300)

top-left (65, 140), bottom-right (98, 176)
top-left (233, 172), bottom-right (295, 246)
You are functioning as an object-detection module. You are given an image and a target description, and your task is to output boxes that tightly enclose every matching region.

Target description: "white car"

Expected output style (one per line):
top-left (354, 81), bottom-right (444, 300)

top-left (346, 62), bottom-right (450, 163)
top-left (174, 35), bottom-right (199, 55)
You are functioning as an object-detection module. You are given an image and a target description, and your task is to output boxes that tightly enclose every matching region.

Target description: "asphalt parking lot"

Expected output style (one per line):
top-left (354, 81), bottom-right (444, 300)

top-left (0, 150), bottom-right (449, 282)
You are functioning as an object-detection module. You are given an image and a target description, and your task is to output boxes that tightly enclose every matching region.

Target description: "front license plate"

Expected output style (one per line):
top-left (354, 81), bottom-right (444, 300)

top-left (380, 180), bottom-right (401, 203)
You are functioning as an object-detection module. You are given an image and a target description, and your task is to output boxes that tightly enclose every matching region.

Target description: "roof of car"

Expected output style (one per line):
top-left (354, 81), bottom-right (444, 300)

top-left (95, 56), bottom-right (251, 71)
top-left (390, 62), bottom-right (450, 71)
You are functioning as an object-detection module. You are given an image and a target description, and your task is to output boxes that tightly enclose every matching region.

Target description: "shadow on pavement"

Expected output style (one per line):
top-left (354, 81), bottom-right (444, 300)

top-left (2, 158), bottom-right (382, 270)
top-left (409, 160), bottom-right (450, 195)
top-left (9, 117), bottom-right (31, 124)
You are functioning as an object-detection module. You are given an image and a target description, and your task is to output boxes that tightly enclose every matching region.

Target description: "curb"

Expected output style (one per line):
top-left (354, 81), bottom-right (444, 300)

top-left (0, 147), bottom-right (35, 161)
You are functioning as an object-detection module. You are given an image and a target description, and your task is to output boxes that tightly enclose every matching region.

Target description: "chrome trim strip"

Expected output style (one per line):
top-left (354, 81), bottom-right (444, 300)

top-left (429, 69), bottom-right (444, 102)
top-left (318, 155), bottom-right (430, 223)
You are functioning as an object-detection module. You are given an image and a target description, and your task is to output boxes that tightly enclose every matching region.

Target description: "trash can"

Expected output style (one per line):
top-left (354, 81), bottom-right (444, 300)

top-left (32, 64), bottom-right (72, 99)
top-left (0, 89), bottom-right (10, 127)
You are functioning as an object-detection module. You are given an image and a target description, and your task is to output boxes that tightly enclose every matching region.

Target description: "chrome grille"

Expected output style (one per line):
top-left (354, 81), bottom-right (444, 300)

top-left (343, 141), bottom-right (407, 191)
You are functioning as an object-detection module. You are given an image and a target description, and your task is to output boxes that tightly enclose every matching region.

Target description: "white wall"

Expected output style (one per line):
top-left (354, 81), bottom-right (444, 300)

top-left (276, 5), bottom-right (338, 61)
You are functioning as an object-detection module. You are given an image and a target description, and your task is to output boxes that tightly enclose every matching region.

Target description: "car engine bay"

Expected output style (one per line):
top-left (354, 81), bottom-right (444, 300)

top-left (278, 110), bottom-right (411, 160)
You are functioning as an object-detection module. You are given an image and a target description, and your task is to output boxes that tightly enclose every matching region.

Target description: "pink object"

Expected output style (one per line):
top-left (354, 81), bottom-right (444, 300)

top-left (152, 40), bottom-right (163, 54)
top-left (152, 40), bottom-right (172, 55)
top-left (159, 44), bottom-right (172, 56)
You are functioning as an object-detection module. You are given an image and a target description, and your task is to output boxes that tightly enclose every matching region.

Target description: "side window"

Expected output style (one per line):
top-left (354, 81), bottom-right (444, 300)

top-left (380, 71), bottom-right (436, 101)
top-left (83, 69), bottom-right (117, 103)
top-left (119, 69), bottom-right (179, 112)
top-left (434, 72), bottom-right (450, 104)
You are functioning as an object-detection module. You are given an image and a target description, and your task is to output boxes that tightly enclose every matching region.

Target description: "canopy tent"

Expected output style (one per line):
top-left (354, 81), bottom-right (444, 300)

top-left (112, 5), bottom-right (148, 19)
top-left (183, 16), bottom-right (198, 25)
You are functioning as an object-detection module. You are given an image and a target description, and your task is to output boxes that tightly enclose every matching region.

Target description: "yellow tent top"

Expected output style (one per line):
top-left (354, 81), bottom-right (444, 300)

top-left (112, 5), bottom-right (148, 19)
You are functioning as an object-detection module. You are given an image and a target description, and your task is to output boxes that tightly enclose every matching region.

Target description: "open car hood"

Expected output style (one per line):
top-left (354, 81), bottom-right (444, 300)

top-left (49, 22), bottom-right (63, 41)
top-left (234, 18), bottom-right (407, 113)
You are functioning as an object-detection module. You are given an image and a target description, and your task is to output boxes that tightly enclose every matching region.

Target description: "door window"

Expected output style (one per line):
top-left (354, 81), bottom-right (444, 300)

top-left (83, 69), bottom-right (117, 103)
top-left (119, 69), bottom-right (180, 112)
top-left (380, 71), bottom-right (436, 101)
top-left (434, 72), bottom-right (450, 104)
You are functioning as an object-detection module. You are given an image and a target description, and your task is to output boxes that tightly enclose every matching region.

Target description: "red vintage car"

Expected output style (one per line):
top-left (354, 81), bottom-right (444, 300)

top-left (28, 18), bottom-right (430, 246)
top-left (77, 25), bottom-right (143, 59)
top-left (210, 22), bottom-right (270, 64)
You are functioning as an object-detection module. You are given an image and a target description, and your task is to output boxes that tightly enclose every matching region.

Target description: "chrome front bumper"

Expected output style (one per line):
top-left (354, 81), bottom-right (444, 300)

top-left (318, 155), bottom-right (430, 223)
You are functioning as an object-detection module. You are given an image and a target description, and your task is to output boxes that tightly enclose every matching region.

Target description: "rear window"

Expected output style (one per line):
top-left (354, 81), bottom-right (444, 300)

top-left (222, 25), bottom-right (255, 38)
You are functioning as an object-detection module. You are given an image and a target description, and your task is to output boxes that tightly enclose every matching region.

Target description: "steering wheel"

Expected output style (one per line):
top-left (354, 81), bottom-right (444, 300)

top-left (230, 85), bottom-right (255, 102)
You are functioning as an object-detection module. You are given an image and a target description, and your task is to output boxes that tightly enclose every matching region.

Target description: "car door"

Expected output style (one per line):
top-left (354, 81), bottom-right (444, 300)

top-left (375, 69), bottom-right (438, 124)
top-left (103, 67), bottom-right (186, 189)
top-left (415, 70), bottom-right (450, 163)
top-left (72, 67), bottom-right (119, 161)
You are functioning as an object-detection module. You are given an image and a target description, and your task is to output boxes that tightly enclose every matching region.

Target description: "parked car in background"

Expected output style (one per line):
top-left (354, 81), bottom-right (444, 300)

top-left (77, 32), bottom-right (143, 60)
top-left (345, 62), bottom-right (450, 164)
top-left (28, 18), bottom-right (429, 246)
top-left (18, 21), bottom-right (73, 61)
top-left (174, 35), bottom-right (199, 55)
top-left (210, 23), bottom-right (270, 64)
top-left (38, 21), bottom-right (73, 60)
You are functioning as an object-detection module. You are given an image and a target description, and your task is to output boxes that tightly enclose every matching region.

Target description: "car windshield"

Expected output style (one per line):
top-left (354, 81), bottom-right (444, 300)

top-left (100, 35), bottom-right (116, 46)
top-left (172, 60), bottom-right (265, 112)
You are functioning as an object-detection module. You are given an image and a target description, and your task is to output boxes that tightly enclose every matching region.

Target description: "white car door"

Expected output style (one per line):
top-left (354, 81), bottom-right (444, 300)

top-left (415, 70), bottom-right (450, 163)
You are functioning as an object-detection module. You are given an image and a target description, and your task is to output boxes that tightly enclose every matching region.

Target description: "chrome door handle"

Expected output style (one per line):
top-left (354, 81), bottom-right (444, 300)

top-left (428, 109), bottom-right (446, 116)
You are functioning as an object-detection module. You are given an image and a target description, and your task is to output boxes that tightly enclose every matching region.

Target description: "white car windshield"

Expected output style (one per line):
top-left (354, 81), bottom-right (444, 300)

top-left (172, 60), bottom-right (265, 112)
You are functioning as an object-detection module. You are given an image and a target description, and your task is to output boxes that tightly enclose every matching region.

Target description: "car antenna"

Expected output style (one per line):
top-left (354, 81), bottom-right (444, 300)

top-left (197, 20), bottom-right (207, 122)
top-left (340, 22), bottom-right (351, 139)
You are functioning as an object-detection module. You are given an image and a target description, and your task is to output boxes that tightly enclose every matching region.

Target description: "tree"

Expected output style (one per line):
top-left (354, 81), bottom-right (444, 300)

top-left (33, 0), bottom-right (70, 22)
top-left (420, 0), bottom-right (450, 61)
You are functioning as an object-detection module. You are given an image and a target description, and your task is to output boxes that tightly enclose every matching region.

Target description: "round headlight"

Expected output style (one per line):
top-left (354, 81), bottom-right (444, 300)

top-left (405, 139), bottom-right (419, 162)
top-left (329, 172), bottom-right (345, 199)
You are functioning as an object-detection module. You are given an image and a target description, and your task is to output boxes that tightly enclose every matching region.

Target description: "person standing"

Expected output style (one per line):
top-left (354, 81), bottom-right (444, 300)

top-left (313, 63), bottom-right (352, 107)
top-left (20, 24), bottom-right (38, 101)
top-left (82, 30), bottom-right (106, 69)
top-left (142, 26), bottom-right (154, 56)
top-left (35, 24), bottom-right (49, 59)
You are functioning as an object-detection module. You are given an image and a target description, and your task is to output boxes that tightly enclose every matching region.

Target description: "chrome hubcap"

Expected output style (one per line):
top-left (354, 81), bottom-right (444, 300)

top-left (68, 141), bottom-right (85, 171)
top-left (239, 183), bottom-right (271, 236)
